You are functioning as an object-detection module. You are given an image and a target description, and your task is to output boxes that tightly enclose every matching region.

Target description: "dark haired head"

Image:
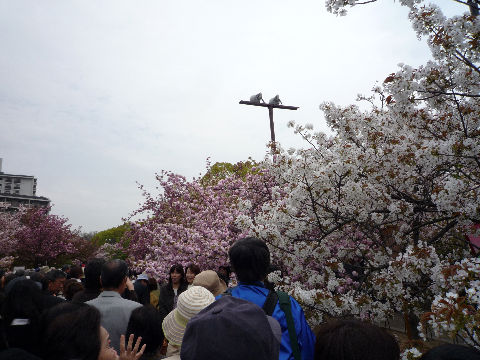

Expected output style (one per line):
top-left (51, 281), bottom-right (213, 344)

top-left (186, 264), bottom-right (201, 275)
top-left (69, 265), bottom-right (83, 279)
top-left (45, 270), bottom-right (66, 295)
top-left (101, 259), bottom-right (128, 290)
top-left (2, 279), bottom-right (45, 354)
top-left (168, 264), bottom-right (185, 286)
top-left (314, 319), bottom-right (400, 360)
top-left (41, 302), bottom-right (101, 360)
top-left (63, 279), bottom-right (84, 301)
top-left (84, 258), bottom-right (106, 290)
top-left (148, 277), bottom-right (158, 291)
top-left (419, 344), bottom-right (480, 360)
top-left (126, 305), bottom-right (165, 355)
top-left (45, 270), bottom-right (66, 282)
top-left (228, 237), bottom-right (270, 283)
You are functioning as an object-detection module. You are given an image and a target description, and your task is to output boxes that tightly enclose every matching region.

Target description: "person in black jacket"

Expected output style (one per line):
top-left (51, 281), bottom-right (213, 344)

top-left (157, 264), bottom-right (188, 318)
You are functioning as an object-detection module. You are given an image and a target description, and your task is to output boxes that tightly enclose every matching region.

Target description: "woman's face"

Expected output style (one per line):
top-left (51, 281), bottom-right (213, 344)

top-left (186, 268), bottom-right (196, 284)
top-left (170, 270), bottom-right (182, 285)
top-left (98, 326), bottom-right (118, 360)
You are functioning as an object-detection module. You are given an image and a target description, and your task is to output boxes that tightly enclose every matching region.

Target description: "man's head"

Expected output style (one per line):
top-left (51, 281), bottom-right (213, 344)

top-left (100, 259), bottom-right (129, 292)
top-left (46, 270), bottom-right (67, 295)
top-left (84, 258), bottom-right (106, 290)
top-left (314, 319), bottom-right (400, 360)
top-left (228, 237), bottom-right (270, 284)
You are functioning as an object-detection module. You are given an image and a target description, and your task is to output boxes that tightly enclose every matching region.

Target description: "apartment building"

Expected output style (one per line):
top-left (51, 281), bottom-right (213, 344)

top-left (0, 158), bottom-right (50, 210)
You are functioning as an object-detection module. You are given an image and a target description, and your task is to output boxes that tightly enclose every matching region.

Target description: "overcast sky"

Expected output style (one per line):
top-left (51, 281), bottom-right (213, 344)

top-left (0, 1), bottom-right (465, 232)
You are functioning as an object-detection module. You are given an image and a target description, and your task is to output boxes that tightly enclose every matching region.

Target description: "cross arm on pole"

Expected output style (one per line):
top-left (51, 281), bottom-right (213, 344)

top-left (239, 100), bottom-right (299, 111)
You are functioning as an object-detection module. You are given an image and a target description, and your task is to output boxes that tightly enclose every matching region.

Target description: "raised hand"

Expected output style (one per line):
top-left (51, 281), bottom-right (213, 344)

top-left (119, 334), bottom-right (146, 360)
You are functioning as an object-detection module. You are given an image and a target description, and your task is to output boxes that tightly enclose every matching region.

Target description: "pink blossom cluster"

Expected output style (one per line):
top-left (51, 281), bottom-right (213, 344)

top-left (124, 165), bottom-right (277, 279)
top-left (0, 206), bottom-right (79, 267)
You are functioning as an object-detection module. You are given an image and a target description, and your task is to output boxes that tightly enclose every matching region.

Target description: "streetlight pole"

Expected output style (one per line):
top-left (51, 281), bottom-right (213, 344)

top-left (240, 95), bottom-right (299, 154)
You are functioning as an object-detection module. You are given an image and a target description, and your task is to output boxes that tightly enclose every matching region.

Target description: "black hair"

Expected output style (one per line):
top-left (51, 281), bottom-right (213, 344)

top-left (101, 259), bottom-right (128, 290)
top-left (40, 302), bottom-right (101, 360)
top-left (26, 271), bottom-right (44, 284)
top-left (168, 264), bottom-right (186, 286)
top-left (185, 264), bottom-right (201, 275)
top-left (1, 279), bottom-right (45, 354)
top-left (228, 237), bottom-right (270, 283)
top-left (126, 305), bottom-right (165, 355)
top-left (63, 279), bottom-right (84, 301)
top-left (84, 258), bottom-right (106, 290)
top-left (45, 270), bottom-right (66, 282)
top-left (419, 344), bottom-right (480, 360)
top-left (314, 319), bottom-right (400, 360)
top-left (0, 348), bottom-right (42, 360)
top-left (69, 265), bottom-right (83, 279)
top-left (148, 277), bottom-right (158, 291)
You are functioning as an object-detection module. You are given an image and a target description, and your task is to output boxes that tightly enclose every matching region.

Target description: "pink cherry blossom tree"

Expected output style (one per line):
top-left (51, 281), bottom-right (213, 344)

top-left (124, 161), bottom-right (276, 279)
top-left (0, 206), bottom-right (79, 268)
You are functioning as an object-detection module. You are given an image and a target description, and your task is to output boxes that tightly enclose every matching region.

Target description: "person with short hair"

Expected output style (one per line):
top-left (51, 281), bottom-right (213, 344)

top-left (419, 344), bottom-right (480, 360)
top-left (133, 274), bottom-right (150, 305)
top-left (226, 237), bottom-right (315, 360)
top-left (126, 305), bottom-right (165, 360)
top-left (314, 319), bottom-right (400, 360)
top-left (68, 265), bottom-right (83, 280)
top-left (63, 278), bottom-right (84, 301)
top-left (72, 258), bottom-right (106, 303)
top-left (86, 259), bottom-right (142, 353)
top-left (45, 270), bottom-right (66, 296)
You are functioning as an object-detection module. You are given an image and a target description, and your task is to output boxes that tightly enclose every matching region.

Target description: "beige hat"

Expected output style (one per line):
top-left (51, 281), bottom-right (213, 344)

top-left (193, 270), bottom-right (227, 297)
top-left (162, 286), bottom-right (215, 346)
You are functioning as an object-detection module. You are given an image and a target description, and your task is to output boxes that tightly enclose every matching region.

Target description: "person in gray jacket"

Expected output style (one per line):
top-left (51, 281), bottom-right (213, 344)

top-left (86, 259), bottom-right (142, 353)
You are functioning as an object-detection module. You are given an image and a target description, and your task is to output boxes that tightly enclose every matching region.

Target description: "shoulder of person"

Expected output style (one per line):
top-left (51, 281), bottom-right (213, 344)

top-left (121, 297), bottom-right (143, 308)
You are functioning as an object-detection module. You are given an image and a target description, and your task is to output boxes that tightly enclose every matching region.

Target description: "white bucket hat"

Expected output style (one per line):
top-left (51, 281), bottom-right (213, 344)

top-left (162, 285), bottom-right (215, 346)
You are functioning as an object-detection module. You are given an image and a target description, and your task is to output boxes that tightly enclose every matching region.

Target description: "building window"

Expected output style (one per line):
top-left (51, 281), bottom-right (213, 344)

top-left (14, 190), bottom-right (19, 194)
top-left (13, 178), bottom-right (21, 183)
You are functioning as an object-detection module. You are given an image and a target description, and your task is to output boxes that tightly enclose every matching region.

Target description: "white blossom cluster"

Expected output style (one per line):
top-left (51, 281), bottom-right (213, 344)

top-left (236, 0), bottom-right (480, 338)
top-left (400, 347), bottom-right (422, 360)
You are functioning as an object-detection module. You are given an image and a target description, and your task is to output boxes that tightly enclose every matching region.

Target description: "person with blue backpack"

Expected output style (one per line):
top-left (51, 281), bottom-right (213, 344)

top-left (221, 237), bottom-right (315, 360)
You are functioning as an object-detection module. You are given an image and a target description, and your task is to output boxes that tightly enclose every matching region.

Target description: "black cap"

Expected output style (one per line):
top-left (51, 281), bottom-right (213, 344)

top-left (181, 296), bottom-right (280, 360)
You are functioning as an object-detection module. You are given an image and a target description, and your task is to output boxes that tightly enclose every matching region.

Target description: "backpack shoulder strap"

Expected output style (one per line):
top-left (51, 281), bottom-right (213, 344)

top-left (277, 291), bottom-right (301, 360)
top-left (219, 287), bottom-right (234, 297)
top-left (262, 290), bottom-right (278, 316)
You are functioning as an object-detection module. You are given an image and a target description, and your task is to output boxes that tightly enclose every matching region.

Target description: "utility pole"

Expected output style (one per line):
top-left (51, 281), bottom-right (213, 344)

top-left (240, 93), bottom-right (299, 154)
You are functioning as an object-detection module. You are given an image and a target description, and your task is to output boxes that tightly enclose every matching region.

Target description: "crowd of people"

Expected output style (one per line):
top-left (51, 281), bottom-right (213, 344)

top-left (0, 237), bottom-right (479, 360)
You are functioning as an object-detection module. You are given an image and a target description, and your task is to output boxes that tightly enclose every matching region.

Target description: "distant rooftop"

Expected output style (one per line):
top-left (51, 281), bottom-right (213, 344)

top-left (0, 173), bottom-right (35, 178)
top-left (0, 192), bottom-right (49, 201)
